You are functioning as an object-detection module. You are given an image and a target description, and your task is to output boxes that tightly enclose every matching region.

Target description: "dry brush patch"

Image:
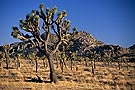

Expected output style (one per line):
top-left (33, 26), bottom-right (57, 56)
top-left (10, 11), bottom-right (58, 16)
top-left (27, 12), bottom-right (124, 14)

top-left (0, 59), bottom-right (135, 90)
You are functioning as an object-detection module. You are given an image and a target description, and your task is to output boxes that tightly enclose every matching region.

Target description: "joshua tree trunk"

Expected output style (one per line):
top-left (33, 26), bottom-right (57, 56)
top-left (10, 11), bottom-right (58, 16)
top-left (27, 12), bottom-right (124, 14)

top-left (60, 59), bottom-right (63, 72)
top-left (5, 56), bottom-right (9, 69)
top-left (85, 58), bottom-right (88, 67)
top-left (17, 57), bottom-right (20, 68)
top-left (118, 61), bottom-right (121, 70)
top-left (46, 54), bottom-right (57, 83)
top-left (4, 49), bottom-right (9, 69)
top-left (94, 59), bottom-right (96, 69)
top-left (42, 58), bottom-right (46, 68)
top-left (56, 58), bottom-right (59, 68)
top-left (71, 58), bottom-right (73, 70)
top-left (35, 59), bottom-right (38, 73)
top-left (60, 58), bottom-right (67, 73)
top-left (63, 58), bottom-right (67, 69)
top-left (91, 60), bottom-right (95, 75)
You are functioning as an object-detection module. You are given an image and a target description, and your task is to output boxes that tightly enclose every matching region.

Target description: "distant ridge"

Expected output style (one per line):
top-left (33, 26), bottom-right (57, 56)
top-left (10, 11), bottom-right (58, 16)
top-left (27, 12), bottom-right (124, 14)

top-left (0, 31), bottom-right (134, 61)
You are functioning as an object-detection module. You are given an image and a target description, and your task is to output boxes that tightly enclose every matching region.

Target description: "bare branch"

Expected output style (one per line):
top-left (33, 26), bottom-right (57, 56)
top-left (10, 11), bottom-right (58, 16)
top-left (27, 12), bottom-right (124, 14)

top-left (52, 40), bottom-right (62, 54)
top-left (51, 25), bottom-right (59, 37)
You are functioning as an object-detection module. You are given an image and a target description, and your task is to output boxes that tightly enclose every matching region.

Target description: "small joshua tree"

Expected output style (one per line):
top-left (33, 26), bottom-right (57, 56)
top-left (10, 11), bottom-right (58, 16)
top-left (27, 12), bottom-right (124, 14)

top-left (16, 53), bottom-right (21, 68)
top-left (11, 3), bottom-right (71, 83)
top-left (3, 44), bottom-right (11, 69)
top-left (0, 51), bottom-right (6, 67)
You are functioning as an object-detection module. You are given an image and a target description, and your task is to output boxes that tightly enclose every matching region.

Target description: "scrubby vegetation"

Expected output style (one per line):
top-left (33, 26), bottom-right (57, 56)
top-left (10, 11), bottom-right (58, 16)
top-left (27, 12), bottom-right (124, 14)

top-left (0, 56), bottom-right (135, 90)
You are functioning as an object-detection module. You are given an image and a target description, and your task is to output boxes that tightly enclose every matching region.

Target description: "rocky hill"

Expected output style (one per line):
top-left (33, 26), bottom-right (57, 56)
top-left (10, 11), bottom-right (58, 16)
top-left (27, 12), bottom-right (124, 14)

top-left (129, 44), bottom-right (135, 52)
top-left (0, 31), bottom-right (134, 62)
top-left (0, 31), bottom-right (135, 90)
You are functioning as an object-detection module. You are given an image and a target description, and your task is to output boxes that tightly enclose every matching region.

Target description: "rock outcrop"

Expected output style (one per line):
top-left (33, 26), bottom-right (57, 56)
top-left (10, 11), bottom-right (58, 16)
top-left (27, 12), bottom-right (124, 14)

top-left (0, 31), bottom-right (134, 62)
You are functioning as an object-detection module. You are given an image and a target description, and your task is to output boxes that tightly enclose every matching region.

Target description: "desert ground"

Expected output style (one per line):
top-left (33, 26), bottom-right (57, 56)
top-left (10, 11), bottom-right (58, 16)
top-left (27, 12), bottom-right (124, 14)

top-left (0, 58), bottom-right (135, 90)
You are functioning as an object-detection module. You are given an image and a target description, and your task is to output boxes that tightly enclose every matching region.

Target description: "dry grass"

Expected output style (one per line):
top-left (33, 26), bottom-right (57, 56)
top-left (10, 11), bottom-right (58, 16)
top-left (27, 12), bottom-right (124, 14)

top-left (0, 81), bottom-right (105, 90)
top-left (0, 59), bottom-right (135, 90)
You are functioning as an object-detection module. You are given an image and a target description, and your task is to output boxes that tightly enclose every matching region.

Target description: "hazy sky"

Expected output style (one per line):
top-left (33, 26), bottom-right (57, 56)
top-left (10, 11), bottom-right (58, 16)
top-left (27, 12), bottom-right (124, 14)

top-left (0, 0), bottom-right (135, 48)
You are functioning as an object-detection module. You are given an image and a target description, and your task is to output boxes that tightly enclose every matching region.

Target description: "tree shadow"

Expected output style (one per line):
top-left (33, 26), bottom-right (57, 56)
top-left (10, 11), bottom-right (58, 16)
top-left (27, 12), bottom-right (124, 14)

top-left (3, 67), bottom-right (14, 69)
top-left (24, 76), bottom-right (51, 83)
top-left (25, 79), bottom-right (51, 83)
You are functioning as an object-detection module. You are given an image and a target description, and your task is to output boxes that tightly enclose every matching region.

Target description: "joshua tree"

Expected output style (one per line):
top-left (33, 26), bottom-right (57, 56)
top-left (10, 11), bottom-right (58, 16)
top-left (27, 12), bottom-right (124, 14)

top-left (0, 52), bottom-right (4, 67)
top-left (3, 44), bottom-right (11, 69)
top-left (35, 56), bottom-right (38, 73)
top-left (16, 53), bottom-right (21, 68)
top-left (28, 53), bottom-right (39, 73)
top-left (69, 52), bottom-right (76, 70)
top-left (53, 51), bottom-right (60, 68)
top-left (11, 3), bottom-right (71, 83)
top-left (116, 55), bottom-right (129, 70)
top-left (90, 51), bottom-right (96, 75)
top-left (84, 49), bottom-right (96, 74)
top-left (58, 52), bottom-right (66, 73)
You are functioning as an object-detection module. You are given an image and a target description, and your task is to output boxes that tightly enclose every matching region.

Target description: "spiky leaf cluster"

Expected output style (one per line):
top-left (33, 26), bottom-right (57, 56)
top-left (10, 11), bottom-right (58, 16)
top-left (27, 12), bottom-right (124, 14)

top-left (11, 3), bottom-right (73, 55)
